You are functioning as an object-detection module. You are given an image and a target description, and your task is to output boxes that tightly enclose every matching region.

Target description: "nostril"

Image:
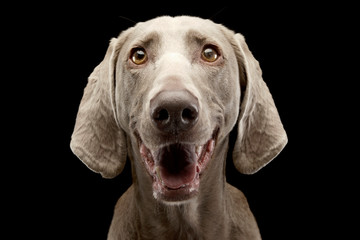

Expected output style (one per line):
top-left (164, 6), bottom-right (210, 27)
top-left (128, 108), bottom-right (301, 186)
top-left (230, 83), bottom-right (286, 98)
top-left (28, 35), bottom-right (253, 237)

top-left (181, 106), bottom-right (198, 124)
top-left (155, 108), bottom-right (169, 122)
top-left (152, 107), bottom-right (171, 131)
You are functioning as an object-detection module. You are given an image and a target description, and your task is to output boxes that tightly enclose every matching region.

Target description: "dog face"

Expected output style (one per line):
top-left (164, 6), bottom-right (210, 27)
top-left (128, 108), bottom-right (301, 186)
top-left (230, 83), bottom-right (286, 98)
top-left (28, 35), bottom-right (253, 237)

top-left (114, 17), bottom-right (240, 202)
top-left (70, 16), bottom-right (287, 203)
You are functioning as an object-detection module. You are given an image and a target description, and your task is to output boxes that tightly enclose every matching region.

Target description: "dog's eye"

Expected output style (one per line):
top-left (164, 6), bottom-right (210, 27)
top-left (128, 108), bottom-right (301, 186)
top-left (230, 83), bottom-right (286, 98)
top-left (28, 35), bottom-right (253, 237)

top-left (201, 45), bottom-right (219, 62)
top-left (130, 47), bottom-right (148, 65)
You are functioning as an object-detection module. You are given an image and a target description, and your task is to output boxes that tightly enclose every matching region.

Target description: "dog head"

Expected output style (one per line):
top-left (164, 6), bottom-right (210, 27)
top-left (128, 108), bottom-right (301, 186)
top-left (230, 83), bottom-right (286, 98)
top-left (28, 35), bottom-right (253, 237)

top-left (70, 16), bottom-right (287, 203)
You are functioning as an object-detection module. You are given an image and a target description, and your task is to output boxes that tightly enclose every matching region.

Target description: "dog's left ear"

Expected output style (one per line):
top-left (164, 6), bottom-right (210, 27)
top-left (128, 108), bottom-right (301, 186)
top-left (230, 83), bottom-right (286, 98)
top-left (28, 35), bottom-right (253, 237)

top-left (231, 33), bottom-right (288, 174)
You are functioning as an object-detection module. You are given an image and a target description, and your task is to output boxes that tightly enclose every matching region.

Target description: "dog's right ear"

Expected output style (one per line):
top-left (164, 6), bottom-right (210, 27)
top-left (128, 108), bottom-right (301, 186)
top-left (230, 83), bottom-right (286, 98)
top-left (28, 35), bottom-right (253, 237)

top-left (70, 36), bottom-right (127, 179)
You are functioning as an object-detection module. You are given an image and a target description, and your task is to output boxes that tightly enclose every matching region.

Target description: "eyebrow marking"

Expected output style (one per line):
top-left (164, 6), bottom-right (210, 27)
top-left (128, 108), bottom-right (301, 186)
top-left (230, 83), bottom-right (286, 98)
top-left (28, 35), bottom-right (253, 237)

top-left (135, 31), bottom-right (160, 49)
top-left (186, 30), bottom-right (208, 46)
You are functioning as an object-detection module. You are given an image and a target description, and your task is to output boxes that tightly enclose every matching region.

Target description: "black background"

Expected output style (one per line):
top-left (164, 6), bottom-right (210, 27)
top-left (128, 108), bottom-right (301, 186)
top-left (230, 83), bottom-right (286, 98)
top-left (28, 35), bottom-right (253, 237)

top-left (6, 2), bottom-right (355, 239)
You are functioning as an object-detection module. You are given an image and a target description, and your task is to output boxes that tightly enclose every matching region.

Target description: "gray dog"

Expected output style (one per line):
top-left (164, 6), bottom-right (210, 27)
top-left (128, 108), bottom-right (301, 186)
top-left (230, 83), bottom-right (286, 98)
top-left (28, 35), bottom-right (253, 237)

top-left (71, 16), bottom-right (287, 239)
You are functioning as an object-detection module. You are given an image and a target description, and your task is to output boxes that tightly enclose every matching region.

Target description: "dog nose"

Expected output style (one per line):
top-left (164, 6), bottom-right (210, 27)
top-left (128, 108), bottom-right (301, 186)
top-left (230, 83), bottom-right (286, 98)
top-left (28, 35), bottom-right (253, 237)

top-left (150, 90), bottom-right (199, 133)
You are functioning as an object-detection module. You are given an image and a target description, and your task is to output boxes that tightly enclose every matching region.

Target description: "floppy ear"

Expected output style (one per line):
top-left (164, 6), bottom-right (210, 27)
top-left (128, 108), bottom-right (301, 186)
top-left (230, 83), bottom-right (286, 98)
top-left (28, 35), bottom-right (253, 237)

top-left (232, 33), bottom-right (288, 174)
top-left (70, 37), bottom-right (127, 179)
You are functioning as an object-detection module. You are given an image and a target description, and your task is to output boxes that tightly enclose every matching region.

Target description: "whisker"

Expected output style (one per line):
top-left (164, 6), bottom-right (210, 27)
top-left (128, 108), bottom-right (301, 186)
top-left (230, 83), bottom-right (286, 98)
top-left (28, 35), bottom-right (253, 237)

top-left (118, 15), bottom-right (138, 24)
top-left (209, 6), bottom-right (228, 20)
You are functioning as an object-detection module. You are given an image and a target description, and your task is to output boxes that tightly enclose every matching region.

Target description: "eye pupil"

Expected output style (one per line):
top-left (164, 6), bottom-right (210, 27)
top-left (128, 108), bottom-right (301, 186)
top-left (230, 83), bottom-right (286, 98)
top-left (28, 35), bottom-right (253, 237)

top-left (131, 48), bottom-right (147, 64)
top-left (202, 46), bottom-right (219, 62)
top-left (135, 50), bottom-right (145, 59)
top-left (204, 48), bottom-right (214, 58)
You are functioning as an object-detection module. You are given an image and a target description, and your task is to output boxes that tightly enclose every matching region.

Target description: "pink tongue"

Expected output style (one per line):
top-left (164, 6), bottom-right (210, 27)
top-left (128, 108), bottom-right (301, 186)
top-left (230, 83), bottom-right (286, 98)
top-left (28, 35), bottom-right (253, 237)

top-left (159, 163), bottom-right (197, 189)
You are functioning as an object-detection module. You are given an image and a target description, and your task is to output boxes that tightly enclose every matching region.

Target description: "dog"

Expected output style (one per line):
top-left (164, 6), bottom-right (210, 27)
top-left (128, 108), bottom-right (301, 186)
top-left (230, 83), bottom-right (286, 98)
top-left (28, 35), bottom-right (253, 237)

top-left (71, 16), bottom-right (287, 239)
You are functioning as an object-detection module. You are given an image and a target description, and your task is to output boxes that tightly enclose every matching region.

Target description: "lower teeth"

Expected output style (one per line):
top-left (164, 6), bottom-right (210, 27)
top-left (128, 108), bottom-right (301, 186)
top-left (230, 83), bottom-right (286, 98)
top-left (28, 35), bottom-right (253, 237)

top-left (155, 167), bottom-right (162, 182)
top-left (195, 146), bottom-right (203, 157)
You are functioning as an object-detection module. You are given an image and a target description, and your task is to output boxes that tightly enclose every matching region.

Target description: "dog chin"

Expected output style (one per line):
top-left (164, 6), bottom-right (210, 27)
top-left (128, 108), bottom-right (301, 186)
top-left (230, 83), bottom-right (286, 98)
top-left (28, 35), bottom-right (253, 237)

top-left (152, 180), bottom-right (200, 203)
top-left (137, 128), bottom-right (218, 203)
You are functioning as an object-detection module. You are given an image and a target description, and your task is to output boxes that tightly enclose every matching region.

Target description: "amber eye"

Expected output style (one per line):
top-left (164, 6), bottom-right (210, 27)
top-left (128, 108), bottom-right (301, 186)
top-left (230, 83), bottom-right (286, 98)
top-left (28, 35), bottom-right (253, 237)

top-left (201, 45), bottom-right (219, 62)
top-left (130, 47), bottom-right (147, 65)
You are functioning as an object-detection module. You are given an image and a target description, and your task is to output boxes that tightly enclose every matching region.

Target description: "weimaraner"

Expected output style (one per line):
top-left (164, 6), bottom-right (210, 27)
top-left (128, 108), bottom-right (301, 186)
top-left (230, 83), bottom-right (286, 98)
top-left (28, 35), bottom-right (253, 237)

top-left (71, 16), bottom-right (287, 239)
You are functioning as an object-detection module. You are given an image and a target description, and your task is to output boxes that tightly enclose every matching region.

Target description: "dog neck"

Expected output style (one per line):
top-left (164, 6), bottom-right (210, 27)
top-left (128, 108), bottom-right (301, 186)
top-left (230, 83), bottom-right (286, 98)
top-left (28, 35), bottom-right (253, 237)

top-left (132, 137), bottom-right (229, 238)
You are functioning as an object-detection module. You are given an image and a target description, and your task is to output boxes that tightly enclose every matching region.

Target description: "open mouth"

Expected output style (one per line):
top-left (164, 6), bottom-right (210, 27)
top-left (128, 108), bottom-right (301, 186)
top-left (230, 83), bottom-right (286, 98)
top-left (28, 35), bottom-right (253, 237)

top-left (138, 129), bottom-right (218, 202)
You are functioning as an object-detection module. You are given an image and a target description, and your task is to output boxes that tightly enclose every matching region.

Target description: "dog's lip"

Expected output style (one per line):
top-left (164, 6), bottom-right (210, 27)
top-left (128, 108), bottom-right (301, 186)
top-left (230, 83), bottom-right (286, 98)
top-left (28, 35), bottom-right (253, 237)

top-left (137, 128), bottom-right (218, 195)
